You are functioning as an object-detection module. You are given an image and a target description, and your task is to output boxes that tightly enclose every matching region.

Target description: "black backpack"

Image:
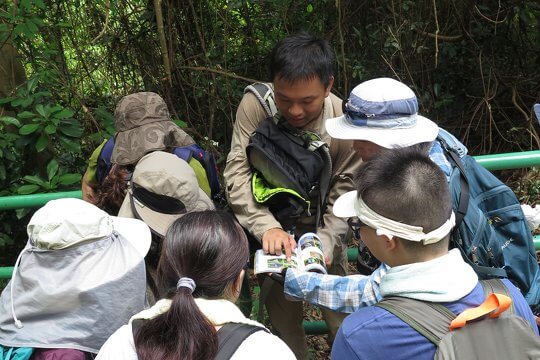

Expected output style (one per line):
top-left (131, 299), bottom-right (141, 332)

top-left (246, 117), bottom-right (331, 232)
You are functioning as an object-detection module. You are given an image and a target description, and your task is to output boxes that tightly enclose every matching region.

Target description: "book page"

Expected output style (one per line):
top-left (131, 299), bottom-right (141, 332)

top-left (254, 249), bottom-right (301, 274)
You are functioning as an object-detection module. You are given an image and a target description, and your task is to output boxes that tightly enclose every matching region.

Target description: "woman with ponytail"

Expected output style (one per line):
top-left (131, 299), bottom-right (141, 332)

top-left (96, 210), bottom-right (294, 360)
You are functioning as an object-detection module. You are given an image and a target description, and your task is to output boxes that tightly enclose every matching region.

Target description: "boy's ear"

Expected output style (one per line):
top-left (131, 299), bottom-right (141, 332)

top-left (325, 76), bottom-right (334, 96)
top-left (385, 236), bottom-right (398, 251)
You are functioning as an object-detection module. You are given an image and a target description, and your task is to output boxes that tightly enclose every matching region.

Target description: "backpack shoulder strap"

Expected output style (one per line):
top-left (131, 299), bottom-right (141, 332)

top-left (375, 297), bottom-right (456, 345)
top-left (244, 82), bottom-right (277, 118)
top-left (436, 136), bottom-right (469, 228)
top-left (131, 319), bottom-right (266, 360)
top-left (216, 323), bottom-right (267, 360)
top-left (96, 137), bottom-right (115, 184)
top-left (131, 318), bottom-right (145, 339)
top-left (481, 279), bottom-right (515, 314)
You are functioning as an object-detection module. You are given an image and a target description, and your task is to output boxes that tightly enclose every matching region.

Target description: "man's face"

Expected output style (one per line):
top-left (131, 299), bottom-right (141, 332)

top-left (353, 140), bottom-right (385, 161)
top-left (274, 76), bottom-right (333, 128)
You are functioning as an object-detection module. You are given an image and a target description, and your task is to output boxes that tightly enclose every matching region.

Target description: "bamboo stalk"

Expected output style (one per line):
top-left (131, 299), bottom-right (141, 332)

top-left (153, 0), bottom-right (172, 87)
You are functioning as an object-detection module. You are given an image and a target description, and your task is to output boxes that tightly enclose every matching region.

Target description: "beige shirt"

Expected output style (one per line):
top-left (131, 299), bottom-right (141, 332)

top-left (224, 91), bottom-right (362, 262)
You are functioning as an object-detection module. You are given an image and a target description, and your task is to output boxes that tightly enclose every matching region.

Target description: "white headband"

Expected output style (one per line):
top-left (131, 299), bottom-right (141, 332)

top-left (354, 197), bottom-right (455, 244)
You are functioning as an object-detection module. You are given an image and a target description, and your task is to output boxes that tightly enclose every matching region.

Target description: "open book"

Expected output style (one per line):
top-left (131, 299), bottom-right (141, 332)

top-left (254, 232), bottom-right (327, 274)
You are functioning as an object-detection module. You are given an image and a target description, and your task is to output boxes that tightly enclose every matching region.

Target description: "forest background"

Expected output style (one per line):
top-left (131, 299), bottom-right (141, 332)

top-left (0, 0), bottom-right (539, 264)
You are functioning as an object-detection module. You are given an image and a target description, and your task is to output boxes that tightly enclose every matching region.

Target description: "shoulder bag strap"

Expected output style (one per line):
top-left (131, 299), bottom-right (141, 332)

top-left (244, 82), bottom-right (277, 118)
top-left (216, 323), bottom-right (267, 360)
top-left (375, 297), bottom-right (456, 345)
top-left (481, 279), bottom-right (514, 314)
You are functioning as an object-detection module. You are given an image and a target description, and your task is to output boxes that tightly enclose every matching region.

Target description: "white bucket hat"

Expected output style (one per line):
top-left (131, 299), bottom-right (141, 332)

top-left (0, 198), bottom-right (151, 353)
top-left (27, 197), bottom-right (151, 256)
top-left (118, 151), bottom-right (215, 237)
top-left (325, 77), bottom-right (439, 148)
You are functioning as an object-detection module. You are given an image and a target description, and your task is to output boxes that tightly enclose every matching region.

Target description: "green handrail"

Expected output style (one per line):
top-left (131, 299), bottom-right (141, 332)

top-left (0, 190), bottom-right (82, 211)
top-left (475, 150), bottom-right (540, 171)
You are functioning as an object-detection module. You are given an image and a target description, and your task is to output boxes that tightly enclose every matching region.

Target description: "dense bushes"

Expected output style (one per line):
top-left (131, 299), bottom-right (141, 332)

top-left (0, 0), bottom-right (538, 259)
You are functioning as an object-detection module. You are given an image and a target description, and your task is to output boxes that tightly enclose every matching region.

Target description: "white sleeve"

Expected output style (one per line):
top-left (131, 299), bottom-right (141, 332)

top-left (95, 324), bottom-right (138, 360)
top-left (230, 330), bottom-right (296, 360)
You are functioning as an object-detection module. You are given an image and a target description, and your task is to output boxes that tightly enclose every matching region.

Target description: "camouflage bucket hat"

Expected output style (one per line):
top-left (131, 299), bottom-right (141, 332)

top-left (111, 92), bottom-right (194, 165)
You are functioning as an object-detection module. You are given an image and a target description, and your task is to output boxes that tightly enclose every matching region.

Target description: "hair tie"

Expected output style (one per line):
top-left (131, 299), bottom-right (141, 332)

top-left (176, 277), bottom-right (196, 293)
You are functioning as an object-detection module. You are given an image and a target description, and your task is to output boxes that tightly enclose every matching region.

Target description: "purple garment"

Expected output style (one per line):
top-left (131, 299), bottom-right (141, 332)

top-left (32, 349), bottom-right (88, 360)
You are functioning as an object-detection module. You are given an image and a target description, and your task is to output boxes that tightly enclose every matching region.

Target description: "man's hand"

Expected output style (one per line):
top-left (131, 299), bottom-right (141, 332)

top-left (262, 228), bottom-right (296, 259)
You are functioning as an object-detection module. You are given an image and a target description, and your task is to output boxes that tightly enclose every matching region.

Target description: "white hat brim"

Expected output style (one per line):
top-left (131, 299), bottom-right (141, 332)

top-left (111, 216), bottom-right (151, 257)
top-left (326, 114), bottom-right (439, 149)
top-left (333, 190), bottom-right (358, 218)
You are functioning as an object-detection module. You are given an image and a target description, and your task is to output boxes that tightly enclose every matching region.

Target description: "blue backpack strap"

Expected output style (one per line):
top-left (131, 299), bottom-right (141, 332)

top-left (173, 144), bottom-right (222, 200)
top-left (96, 137), bottom-right (115, 184)
top-left (437, 128), bottom-right (467, 158)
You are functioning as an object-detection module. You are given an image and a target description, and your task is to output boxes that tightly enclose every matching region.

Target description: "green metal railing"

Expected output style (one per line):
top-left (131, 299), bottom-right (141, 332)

top-left (0, 150), bottom-right (539, 335)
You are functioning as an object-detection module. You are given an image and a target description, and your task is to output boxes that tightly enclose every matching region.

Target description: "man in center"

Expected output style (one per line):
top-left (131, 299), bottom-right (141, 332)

top-left (224, 32), bottom-right (362, 359)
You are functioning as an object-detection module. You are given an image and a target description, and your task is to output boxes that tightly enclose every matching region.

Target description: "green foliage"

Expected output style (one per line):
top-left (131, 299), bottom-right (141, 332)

top-left (0, 0), bottom-right (539, 266)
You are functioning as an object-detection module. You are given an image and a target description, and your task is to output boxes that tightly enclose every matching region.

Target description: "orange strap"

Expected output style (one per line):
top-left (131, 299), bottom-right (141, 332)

top-left (449, 293), bottom-right (512, 331)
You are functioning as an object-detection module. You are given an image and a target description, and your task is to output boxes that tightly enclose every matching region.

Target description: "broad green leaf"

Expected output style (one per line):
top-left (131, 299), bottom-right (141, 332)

top-left (27, 77), bottom-right (38, 92)
top-left (44, 124), bottom-right (56, 134)
top-left (35, 104), bottom-right (47, 117)
top-left (307, 3), bottom-right (313, 13)
top-left (47, 159), bottom-right (59, 180)
top-left (17, 111), bottom-right (36, 119)
top-left (34, 0), bottom-right (46, 9)
top-left (23, 175), bottom-right (45, 186)
top-left (17, 184), bottom-right (40, 195)
top-left (59, 136), bottom-right (81, 153)
top-left (13, 24), bottom-right (26, 37)
top-left (59, 136), bottom-right (81, 152)
top-left (58, 173), bottom-right (82, 185)
top-left (0, 97), bottom-right (14, 105)
top-left (19, 123), bottom-right (40, 135)
top-left (53, 108), bottom-right (74, 119)
top-left (0, 116), bottom-right (21, 127)
top-left (35, 134), bottom-right (48, 152)
top-left (58, 122), bottom-right (83, 137)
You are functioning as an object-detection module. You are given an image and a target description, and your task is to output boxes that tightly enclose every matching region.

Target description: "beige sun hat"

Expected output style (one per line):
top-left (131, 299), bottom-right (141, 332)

top-left (118, 151), bottom-right (215, 237)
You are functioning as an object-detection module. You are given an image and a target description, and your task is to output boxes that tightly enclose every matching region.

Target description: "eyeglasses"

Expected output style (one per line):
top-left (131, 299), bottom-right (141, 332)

top-left (347, 218), bottom-right (365, 240)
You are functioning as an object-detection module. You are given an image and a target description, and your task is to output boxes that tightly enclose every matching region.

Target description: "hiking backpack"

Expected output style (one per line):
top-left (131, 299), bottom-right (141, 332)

top-left (244, 83), bottom-right (332, 232)
top-left (375, 279), bottom-right (540, 359)
top-left (437, 129), bottom-right (540, 307)
top-left (95, 137), bottom-right (222, 201)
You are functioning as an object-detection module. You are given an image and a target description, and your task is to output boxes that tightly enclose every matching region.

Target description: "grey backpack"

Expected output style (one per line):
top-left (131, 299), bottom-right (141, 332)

top-left (376, 279), bottom-right (540, 359)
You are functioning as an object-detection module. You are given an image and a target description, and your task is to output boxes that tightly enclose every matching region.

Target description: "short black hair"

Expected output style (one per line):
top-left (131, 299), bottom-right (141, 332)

top-left (270, 31), bottom-right (334, 88)
top-left (355, 146), bottom-right (452, 252)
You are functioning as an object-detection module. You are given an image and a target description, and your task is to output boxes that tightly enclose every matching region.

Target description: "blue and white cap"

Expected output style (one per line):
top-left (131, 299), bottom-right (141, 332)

top-left (325, 78), bottom-right (439, 148)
